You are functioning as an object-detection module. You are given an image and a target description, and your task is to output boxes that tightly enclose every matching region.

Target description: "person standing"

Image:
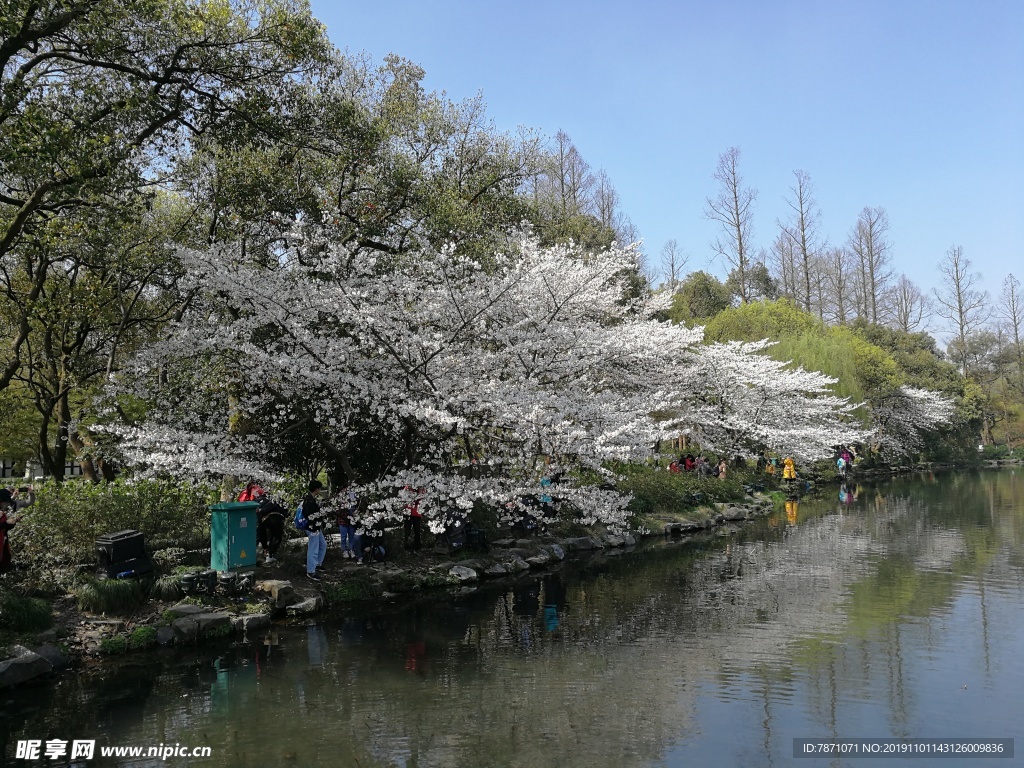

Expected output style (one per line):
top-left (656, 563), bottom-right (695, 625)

top-left (249, 486), bottom-right (288, 564)
top-left (403, 487), bottom-right (423, 551)
top-left (337, 488), bottom-right (360, 560)
top-left (302, 480), bottom-right (329, 581)
top-left (841, 447), bottom-right (854, 470)
top-left (782, 457), bottom-right (797, 485)
top-left (0, 487), bottom-right (33, 572)
top-left (717, 458), bottom-right (728, 479)
top-left (0, 489), bottom-right (19, 572)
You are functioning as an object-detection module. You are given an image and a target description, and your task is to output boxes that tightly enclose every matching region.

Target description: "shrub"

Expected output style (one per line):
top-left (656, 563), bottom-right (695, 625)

top-left (99, 635), bottom-right (128, 655)
top-left (74, 577), bottom-right (145, 615)
top-left (0, 589), bottom-right (52, 632)
top-left (615, 463), bottom-right (749, 518)
top-left (981, 444), bottom-right (1010, 460)
top-left (150, 575), bottom-right (183, 602)
top-left (423, 572), bottom-right (458, 589)
top-left (129, 626), bottom-right (157, 650)
top-left (152, 548), bottom-right (186, 571)
top-left (16, 478), bottom-right (217, 579)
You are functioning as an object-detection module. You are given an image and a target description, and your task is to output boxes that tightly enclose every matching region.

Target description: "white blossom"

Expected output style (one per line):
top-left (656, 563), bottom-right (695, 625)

top-left (104, 235), bottom-right (945, 527)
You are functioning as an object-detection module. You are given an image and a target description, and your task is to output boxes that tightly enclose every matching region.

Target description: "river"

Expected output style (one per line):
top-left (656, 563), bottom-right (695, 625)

top-left (2, 469), bottom-right (1022, 767)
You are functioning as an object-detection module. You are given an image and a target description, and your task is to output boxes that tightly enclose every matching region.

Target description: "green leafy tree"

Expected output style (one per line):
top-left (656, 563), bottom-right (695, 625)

top-left (668, 271), bottom-right (732, 325)
top-left (0, 0), bottom-right (334, 478)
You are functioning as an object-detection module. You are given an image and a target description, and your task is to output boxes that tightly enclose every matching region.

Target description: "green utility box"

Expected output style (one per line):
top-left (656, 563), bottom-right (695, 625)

top-left (210, 501), bottom-right (260, 571)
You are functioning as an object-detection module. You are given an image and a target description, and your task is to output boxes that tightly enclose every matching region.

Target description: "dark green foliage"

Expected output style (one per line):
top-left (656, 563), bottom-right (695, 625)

top-left (321, 575), bottom-right (383, 607)
top-left (615, 463), bottom-right (751, 518)
top-left (129, 626), bottom-right (157, 650)
top-left (980, 444), bottom-right (1024, 460)
top-left (16, 479), bottom-right (216, 580)
top-left (74, 578), bottom-right (146, 615)
top-left (99, 636), bottom-right (129, 655)
top-left (422, 572), bottom-right (458, 589)
top-left (668, 271), bottom-right (732, 324)
top-left (150, 575), bottom-right (184, 602)
top-left (725, 263), bottom-right (780, 303)
top-left (380, 571), bottom-right (424, 593)
top-left (204, 623), bottom-right (232, 639)
top-left (0, 589), bottom-right (52, 632)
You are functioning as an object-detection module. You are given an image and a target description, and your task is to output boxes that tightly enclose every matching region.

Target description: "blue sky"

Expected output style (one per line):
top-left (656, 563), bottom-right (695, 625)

top-left (308, 0), bottom-right (1022, 304)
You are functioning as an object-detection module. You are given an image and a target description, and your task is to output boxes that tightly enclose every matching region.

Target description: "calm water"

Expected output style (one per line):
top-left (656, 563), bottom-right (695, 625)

top-left (2, 470), bottom-right (1023, 767)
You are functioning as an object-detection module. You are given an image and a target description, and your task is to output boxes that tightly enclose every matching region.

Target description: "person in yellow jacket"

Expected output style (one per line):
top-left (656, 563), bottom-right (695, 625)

top-left (782, 456), bottom-right (797, 482)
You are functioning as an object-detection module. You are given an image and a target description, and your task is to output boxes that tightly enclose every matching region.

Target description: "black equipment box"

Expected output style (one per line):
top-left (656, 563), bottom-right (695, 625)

top-left (95, 529), bottom-right (153, 578)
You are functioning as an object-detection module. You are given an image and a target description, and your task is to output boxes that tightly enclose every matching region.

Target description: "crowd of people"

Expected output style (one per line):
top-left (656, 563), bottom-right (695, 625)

top-left (240, 479), bottom-right (399, 582)
top-left (666, 445), bottom-right (859, 489)
top-left (667, 454), bottom-right (732, 478)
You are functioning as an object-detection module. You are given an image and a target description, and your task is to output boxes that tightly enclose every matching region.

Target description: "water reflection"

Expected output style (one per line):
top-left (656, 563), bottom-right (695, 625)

top-left (2, 470), bottom-right (1023, 767)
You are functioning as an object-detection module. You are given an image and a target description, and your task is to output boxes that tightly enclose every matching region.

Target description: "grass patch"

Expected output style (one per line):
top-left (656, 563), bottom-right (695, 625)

top-left (179, 594), bottom-right (219, 607)
top-left (380, 572), bottom-right (424, 593)
top-left (546, 519), bottom-right (591, 538)
top-left (0, 590), bottom-right (52, 632)
top-left (322, 575), bottom-right (383, 607)
top-left (150, 574), bottom-right (183, 602)
top-left (423, 572), bottom-right (458, 589)
top-left (615, 463), bottom-right (752, 518)
top-left (74, 578), bottom-right (146, 615)
top-left (205, 623), bottom-right (232, 639)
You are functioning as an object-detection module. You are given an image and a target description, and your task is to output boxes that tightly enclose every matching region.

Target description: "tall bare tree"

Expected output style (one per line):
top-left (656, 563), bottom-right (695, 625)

top-left (822, 247), bottom-right (853, 325)
top-left (933, 245), bottom-right (991, 378)
top-left (660, 239), bottom-right (687, 289)
top-left (779, 170), bottom-right (822, 313)
top-left (769, 231), bottom-right (799, 301)
top-left (999, 273), bottom-right (1024, 392)
top-left (704, 147), bottom-right (757, 303)
top-left (891, 274), bottom-right (931, 333)
top-left (551, 129), bottom-right (594, 217)
top-left (592, 169), bottom-right (619, 232)
top-left (848, 206), bottom-right (893, 324)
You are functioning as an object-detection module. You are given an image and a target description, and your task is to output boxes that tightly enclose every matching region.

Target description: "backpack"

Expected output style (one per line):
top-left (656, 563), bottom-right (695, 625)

top-left (294, 502), bottom-right (309, 531)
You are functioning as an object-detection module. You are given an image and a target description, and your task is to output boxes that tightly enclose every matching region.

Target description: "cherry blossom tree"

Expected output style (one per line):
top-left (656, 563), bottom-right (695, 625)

top-left (871, 385), bottom-right (956, 458)
top-left (104, 234), bottom-right (944, 528)
top-left (108, 235), bottom-right (688, 527)
top-left (663, 340), bottom-right (872, 461)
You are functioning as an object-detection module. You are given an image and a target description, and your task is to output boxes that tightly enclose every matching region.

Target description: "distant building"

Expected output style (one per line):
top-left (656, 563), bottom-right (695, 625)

top-left (1, 459), bottom-right (83, 480)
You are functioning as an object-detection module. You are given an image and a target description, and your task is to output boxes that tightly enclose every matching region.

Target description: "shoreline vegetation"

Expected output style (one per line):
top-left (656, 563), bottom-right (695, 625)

top-left (3, 460), bottom-right (1021, 690)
